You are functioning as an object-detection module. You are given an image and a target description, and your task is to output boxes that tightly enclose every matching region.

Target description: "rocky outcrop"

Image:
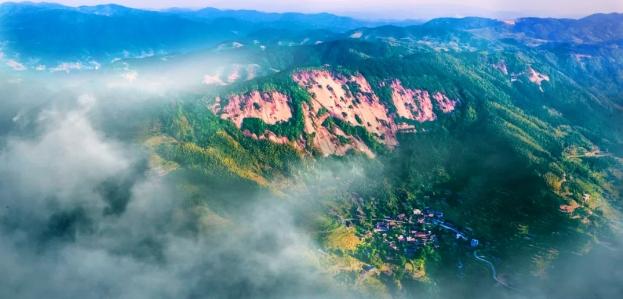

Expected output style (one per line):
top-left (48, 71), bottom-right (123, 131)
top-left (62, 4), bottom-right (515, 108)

top-left (432, 92), bottom-right (458, 113)
top-left (528, 67), bottom-right (550, 86)
top-left (390, 80), bottom-right (436, 122)
top-left (301, 103), bottom-right (375, 158)
top-left (211, 69), bottom-right (460, 157)
top-left (211, 91), bottom-right (292, 128)
top-left (390, 79), bottom-right (458, 121)
top-left (293, 69), bottom-right (398, 147)
top-left (527, 67), bottom-right (550, 92)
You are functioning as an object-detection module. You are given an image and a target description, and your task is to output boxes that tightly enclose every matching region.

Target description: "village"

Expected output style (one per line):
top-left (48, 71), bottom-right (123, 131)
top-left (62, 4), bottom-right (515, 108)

top-left (365, 207), bottom-right (479, 258)
top-left (359, 208), bottom-right (518, 290)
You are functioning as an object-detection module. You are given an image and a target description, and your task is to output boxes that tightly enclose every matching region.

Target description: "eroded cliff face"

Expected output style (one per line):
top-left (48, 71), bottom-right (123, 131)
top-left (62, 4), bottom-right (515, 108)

top-left (390, 80), bottom-right (436, 122)
top-left (211, 69), bottom-right (459, 157)
top-left (389, 79), bottom-right (458, 122)
top-left (528, 67), bottom-right (550, 91)
top-left (211, 91), bottom-right (292, 127)
top-left (432, 92), bottom-right (458, 113)
top-left (293, 69), bottom-right (398, 147)
top-left (301, 102), bottom-right (375, 158)
top-left (507, 66), bottom-right (551, 92)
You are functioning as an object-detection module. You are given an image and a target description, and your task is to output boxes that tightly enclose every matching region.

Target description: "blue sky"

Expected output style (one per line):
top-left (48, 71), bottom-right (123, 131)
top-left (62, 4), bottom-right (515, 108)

top-left (2, 0), bottom-right (622, 19)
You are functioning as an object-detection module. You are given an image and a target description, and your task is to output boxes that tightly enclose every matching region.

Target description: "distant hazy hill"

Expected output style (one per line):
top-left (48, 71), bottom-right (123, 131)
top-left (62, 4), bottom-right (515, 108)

top-left (0, 2), bottom-right (420, 61)
top-left (4, 2), bottom-right (620, 63)
top-left (0, 2), bottom-right (249, 59)
top-left (341, 13), bottom-right (623, 46)
top-left (170, 7), bottom-right (375, 32)
top-left (409, 13), bottom-right (623, 44)
top-left (513, 13), bottom-right (623, 43)
top-left (421, 17), bottom-right (505, 30)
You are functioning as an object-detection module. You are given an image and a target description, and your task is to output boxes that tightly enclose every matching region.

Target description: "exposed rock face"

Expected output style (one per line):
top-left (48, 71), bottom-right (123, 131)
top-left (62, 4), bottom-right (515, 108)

top-left (390, 80), bottom-right (436, 122)
top-left (528, 67), bottom-right (550, 91)
top-left (212, 91), bottom-right (292, 127)
top-left (212, 69), bottom-right (460, 157)
top-left (292, 69), bottom-right (398, 147)
top-left (301, 103), bottom-right (375, 158)
top-left (432, 92), bottom-right (458, 113)
top-left (390, 80), bottom-right (457, 121)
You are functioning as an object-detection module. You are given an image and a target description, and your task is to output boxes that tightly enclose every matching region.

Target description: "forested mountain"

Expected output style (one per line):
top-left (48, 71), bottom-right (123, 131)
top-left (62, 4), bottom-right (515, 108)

top-left (149, 34), bottom-right (623, 296)
top-left (513, 13), bottom-right (623, 43)
top-left (0, 2), bottom-right (418, 61)
top-left (0, 3), bottom-right (621, 299)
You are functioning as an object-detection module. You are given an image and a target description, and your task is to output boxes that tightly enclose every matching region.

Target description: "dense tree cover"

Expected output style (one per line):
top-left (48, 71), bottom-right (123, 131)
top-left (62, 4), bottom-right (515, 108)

top-left (146, 32), bottom-right (622, 298)
top-left (157, 101), bottom-right (302, 184)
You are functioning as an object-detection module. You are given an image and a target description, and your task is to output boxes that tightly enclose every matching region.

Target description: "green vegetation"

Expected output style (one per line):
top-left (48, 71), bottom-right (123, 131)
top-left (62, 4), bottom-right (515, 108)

top-left (223, 72), bottom-right (312, 141)
top-left (157, 101), bottom-right (302, 186)
top-left (147, 32), bottom-right (622, 298)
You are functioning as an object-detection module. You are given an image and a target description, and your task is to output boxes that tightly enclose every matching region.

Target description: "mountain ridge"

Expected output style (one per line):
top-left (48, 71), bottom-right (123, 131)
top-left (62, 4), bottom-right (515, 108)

top-left (0, 3), bottom-right (622, 298)
top-left (2, 2), bottom-right (622, 64)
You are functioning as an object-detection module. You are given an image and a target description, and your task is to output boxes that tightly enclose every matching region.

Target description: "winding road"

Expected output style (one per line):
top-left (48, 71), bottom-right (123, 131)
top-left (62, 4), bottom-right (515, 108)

top-left (473, 251), bottom-right (517, 290)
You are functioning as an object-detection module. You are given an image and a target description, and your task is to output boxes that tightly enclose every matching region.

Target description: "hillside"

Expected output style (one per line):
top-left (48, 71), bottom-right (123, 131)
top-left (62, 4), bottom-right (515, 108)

top-left (148, 29), bottom-right (622, 297)
top-left (0, 4), bottom-right (622, 299)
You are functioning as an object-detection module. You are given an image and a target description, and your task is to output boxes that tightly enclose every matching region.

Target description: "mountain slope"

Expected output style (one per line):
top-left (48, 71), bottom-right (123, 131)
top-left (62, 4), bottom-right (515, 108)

top-left (0, 6), bottom-right (621, 299)
top-left (140, 33), bottom-right (622, 296)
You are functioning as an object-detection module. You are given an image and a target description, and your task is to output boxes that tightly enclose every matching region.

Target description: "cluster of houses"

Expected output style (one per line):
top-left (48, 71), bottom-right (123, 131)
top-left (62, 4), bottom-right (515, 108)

top-left (370, 207), bottom-right (479, 258)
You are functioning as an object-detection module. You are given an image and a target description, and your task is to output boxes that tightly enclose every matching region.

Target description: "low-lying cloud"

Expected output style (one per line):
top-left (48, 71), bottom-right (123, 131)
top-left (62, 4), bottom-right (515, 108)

top-left (0, 85), bottom-right (358, 299)
top-left (0, 63), bottom-right (621, 299)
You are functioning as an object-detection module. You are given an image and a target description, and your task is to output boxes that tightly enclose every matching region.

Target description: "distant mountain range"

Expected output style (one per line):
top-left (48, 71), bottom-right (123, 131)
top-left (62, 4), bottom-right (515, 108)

top-left (0, 2), bottom-right (622, 62)
top-left (356, 13), bottom-right (623, 44)
top-left (0, 2), bottom-right (419, 61)
top-left (512, 13), bottom-right (623, 43)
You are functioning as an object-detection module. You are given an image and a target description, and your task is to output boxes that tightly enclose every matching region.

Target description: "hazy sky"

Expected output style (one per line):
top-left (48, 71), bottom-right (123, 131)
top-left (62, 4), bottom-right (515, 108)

top-left (2, 0), bottom-right (623, 19)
